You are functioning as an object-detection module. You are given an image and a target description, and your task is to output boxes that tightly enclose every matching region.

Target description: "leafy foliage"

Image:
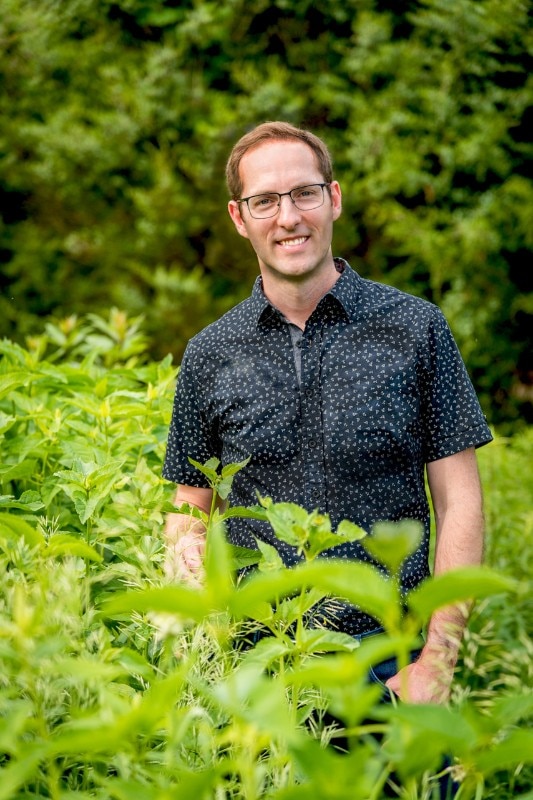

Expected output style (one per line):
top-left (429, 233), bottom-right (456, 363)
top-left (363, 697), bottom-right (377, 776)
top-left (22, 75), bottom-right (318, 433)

top-left (0, 0), bottom-right (531, 428)
top-left (0, 313), bottom-right (532, 798)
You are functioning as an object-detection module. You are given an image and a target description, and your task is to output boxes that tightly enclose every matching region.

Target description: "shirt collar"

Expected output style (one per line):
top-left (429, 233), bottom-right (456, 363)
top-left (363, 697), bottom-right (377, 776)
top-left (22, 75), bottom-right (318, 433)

top-left (251, 258), bottom-right (363, 327)
top-left (327, 258), bottom-right (363, 321)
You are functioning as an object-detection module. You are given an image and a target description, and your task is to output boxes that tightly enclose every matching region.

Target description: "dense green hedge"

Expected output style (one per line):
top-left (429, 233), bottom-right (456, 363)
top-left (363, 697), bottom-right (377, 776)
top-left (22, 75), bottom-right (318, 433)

top-left (1, 0), bottom-right (531, 429)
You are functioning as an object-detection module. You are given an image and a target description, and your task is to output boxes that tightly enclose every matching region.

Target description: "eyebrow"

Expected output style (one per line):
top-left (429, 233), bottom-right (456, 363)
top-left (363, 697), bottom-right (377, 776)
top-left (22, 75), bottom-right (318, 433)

top-left (242, 182), bottom-right (321, 197)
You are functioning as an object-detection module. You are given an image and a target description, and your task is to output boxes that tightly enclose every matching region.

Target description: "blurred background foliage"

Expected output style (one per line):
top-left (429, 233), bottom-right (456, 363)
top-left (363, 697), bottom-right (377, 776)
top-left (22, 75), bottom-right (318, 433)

top-left (0, 0), bottom-right (531, 431)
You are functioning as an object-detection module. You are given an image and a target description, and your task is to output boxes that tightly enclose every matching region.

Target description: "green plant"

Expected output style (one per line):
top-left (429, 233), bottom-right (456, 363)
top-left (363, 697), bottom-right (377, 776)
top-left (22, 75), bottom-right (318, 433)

top-left (0, 315), bottom-right (531, 798)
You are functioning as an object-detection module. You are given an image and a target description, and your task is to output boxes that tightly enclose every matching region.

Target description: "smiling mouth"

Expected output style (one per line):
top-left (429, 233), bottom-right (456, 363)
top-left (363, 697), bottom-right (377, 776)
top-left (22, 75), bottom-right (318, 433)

top-left (278, 236), bottom-right (308, 248)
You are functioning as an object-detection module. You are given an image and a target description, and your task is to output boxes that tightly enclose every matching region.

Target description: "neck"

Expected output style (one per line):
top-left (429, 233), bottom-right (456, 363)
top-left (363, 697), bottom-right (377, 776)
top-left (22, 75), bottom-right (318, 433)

top-left (261, 265), bottom-right (340, 329)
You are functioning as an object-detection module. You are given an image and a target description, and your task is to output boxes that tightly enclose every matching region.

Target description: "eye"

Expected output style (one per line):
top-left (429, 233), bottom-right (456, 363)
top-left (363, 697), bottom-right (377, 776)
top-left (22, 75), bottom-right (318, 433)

top-left (251, 194), bottom-right (277, 209)
top-left (294, 186), bottom-right (319, 199)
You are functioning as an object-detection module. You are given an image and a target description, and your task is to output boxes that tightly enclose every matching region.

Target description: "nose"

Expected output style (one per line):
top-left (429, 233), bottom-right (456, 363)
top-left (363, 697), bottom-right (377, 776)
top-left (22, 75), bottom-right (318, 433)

top-left (277, 193), bottom-right (301, 226)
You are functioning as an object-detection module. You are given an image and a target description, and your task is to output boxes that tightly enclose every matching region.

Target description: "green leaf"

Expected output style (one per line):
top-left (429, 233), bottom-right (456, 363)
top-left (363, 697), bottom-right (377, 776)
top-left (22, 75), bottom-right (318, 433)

top-left (296, 628), bottom-right (360, 654)
top-left (240, 636), bottom-right (292, 669)
top-left (0, 491), bottom-right (44, 511)
top-left (0, 412), bottom-right (16, 435)
top-left (222, 504), bottom-right (267, 521)
top-left (228, 543), bottom-right (262, 570)
top-left (488, 692), bottom-right (533, 730)
top-left (216, 475), bottom-right (234, 500)
top-left (43, 657), bottom-right (128, 683)
top-left (474, 729), bottom-right (533, 773)
top-left (211, 663), bottom-right (296, 741)
top-left (46, 534), bottom-right (103, 562)
top-left (0, 700), bottom-right (33, 754)
top-left (205, 520), bottom-right (233, 604)
top-left (0, 372), bottom-right (32, 399)
top-left (379, 704), bottom-right (478, 778)
top-left (0, 460), bottom-right (38, 482)
top-left (289, 635), bottom-right (417, 689)
top-left (230, 559), bottom-right (400, 630)
top-left (337, 519), bottom-right (367, 542)
top-left (0, 744), bottom-right (49, 800)
top-left (263, 501), bottom-right (311, 548)
top-left (100, 585), bottom-right (214, 622)
top-left (407, 567), bottom-right (519, 621)
top-left (0, 513), bottom-right (45, 548)
top-left (362, 520), bottom-right (423, 574)
top-left (188, 456), bottom-right (220, 484)
top-left (256, 538), bottom-right (285, 572)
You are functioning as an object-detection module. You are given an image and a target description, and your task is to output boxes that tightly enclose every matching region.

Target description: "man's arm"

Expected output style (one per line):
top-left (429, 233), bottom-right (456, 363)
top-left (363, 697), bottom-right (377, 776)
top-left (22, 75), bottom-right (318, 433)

top-left (164, 485), bottom-right (214, 586)
top-left (386, 447), bottom-right (484, 703)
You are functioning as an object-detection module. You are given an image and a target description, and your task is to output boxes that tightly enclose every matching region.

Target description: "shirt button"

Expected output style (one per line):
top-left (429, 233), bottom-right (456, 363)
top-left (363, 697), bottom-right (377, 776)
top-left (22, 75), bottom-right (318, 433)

top-left (308, 439), bottom-right (317, 448)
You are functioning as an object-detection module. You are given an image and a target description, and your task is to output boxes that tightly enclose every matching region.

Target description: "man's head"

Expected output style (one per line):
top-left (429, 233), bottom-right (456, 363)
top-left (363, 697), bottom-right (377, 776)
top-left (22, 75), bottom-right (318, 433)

top-left (226, 121), bottom-right (334, 200)
top-left (226, 122), bottom-right (342, 292)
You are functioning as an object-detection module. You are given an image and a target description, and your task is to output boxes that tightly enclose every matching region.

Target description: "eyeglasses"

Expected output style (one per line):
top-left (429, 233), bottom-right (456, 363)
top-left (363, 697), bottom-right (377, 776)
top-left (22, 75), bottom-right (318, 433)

top-left (237, 183), bottom-right (330, 219)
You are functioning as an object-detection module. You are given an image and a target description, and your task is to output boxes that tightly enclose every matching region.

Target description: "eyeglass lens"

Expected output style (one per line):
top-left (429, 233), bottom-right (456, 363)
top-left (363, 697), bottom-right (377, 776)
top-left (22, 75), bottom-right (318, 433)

top-left (247, 184), bottom-right (325, 218)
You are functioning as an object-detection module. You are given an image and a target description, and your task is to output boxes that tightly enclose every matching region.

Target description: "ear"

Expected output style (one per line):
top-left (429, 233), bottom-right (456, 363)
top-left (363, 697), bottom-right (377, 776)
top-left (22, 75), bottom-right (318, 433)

top-left (329, 181), bottom-right (342, 222)
top-left (228, 200), bottom-right (250, 239)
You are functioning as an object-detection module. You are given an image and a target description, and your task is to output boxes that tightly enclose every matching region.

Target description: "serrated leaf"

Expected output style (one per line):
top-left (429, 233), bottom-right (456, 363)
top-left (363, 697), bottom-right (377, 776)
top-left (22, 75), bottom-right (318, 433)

top-left (240, 636), bottom-right (292, 669)
top-left (188, 456), bottom-right (219, 483)
top-left (0, 491), bottom-right (44, 512)
top-left (229, 544), bottom-right (262, 570)
top-left (223, 504), bottom-right (267, 521)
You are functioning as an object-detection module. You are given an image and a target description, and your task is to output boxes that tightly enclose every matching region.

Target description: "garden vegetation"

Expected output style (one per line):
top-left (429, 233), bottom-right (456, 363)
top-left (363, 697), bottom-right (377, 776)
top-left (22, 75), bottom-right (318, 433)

top-left (0, 314), bottom-right (531, 798)
top-left (1, 1), bottom-right (532, 796)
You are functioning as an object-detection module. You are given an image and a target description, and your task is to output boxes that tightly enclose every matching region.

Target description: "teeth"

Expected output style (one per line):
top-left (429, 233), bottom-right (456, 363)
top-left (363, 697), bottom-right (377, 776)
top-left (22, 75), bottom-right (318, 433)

top-left (279, 237), bottom-right (307, 247)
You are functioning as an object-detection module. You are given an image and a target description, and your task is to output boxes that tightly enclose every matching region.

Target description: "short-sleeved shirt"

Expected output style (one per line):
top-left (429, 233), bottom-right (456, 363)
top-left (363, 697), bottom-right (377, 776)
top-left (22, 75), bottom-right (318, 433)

top-left (163, 260), bottom-right (492, 634)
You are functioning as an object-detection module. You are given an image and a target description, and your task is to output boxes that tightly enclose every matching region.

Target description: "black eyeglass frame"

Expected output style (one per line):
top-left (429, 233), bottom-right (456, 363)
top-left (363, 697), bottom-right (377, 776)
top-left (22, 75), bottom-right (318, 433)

top-left (237, 183), bottom-right (331, 218)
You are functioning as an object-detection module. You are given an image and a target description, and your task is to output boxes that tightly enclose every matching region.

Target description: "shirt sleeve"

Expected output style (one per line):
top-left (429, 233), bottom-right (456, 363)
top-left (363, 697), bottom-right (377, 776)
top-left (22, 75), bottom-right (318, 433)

top-left (162, 343), bottom-right (220, 487)
top-left (419, 307), bottom-right (493, 462)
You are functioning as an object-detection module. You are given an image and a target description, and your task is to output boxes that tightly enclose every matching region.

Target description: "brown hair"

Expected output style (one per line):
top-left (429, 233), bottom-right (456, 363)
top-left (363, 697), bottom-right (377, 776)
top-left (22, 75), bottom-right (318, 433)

top-left (225, 121), bottom-right (334, 199)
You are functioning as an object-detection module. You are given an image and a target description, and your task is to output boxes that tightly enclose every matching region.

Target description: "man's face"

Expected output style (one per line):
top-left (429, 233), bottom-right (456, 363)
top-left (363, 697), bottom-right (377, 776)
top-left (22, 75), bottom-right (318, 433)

top-left (228, 140), bottom-right (342, 286)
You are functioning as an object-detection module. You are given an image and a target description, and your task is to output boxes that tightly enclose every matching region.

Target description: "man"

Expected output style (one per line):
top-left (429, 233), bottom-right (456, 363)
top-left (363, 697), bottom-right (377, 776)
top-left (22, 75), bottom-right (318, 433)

top-left (163, 121), bottom-right (492, 704)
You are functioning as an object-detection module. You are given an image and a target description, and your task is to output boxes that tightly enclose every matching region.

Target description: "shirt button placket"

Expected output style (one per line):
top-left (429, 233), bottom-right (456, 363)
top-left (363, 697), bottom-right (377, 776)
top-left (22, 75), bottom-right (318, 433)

top-left (300, 327), bottom-right (325, 511)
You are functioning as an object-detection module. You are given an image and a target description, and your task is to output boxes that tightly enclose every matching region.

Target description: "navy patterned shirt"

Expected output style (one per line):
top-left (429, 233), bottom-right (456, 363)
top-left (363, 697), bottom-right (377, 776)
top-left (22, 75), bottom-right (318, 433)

top-left (163, 260), bottom-right (492, 634)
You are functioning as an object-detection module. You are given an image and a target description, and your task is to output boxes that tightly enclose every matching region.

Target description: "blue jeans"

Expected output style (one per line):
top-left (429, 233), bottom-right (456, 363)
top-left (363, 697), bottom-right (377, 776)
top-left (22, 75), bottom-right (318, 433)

top-left (365, 644), bottom-right (456, 799)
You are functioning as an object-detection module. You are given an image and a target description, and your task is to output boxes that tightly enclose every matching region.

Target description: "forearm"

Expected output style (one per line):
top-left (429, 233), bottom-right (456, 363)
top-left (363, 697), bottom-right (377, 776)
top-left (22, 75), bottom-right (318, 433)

top-left (423, 507), bottom-right (484, 670)
top-left (427, 451), bottom-right (484, 662)
top-left (387, 449), bottom-right (485, 703)
top-left (424, 450), bottom-right (484, 662)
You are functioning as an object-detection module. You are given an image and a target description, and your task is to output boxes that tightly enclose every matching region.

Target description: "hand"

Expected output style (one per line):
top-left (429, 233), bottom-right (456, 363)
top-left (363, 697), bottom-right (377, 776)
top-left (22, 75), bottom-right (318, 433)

top-left (164, 530), bottom-right (206, 587)
top-left (385, 655), bottom-right (454, 704)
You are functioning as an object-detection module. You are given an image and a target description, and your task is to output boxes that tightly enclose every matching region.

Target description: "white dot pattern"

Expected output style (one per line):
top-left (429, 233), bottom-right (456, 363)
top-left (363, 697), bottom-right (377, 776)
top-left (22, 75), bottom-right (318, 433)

top-left (163, 260), bottom-right (493, 634)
